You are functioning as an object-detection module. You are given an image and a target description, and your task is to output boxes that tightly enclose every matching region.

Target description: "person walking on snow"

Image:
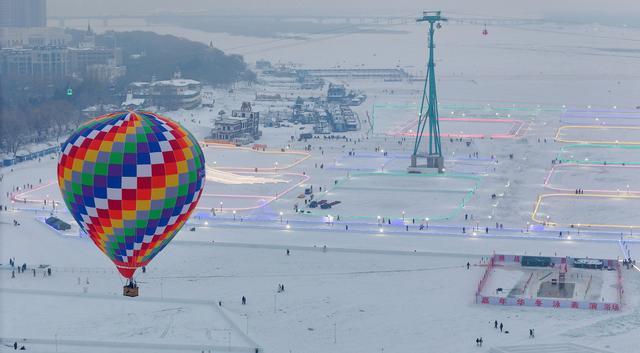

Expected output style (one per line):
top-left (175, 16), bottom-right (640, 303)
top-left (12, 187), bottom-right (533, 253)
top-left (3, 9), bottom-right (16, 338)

top-left (500, 323), bottom-right (503, 332)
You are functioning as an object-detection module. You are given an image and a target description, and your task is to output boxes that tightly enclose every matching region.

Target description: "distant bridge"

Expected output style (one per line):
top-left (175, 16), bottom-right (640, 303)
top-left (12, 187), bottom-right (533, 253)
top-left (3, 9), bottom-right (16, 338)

top-left (47, 14), bottom-right (544, 28)
top-left (297, 68), bottom-right (410, 79)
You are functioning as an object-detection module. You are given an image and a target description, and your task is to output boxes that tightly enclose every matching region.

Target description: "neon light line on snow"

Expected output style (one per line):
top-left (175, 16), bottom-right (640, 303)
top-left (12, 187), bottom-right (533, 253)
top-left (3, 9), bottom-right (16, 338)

top-left (555, 125), bottom-right (640, 145)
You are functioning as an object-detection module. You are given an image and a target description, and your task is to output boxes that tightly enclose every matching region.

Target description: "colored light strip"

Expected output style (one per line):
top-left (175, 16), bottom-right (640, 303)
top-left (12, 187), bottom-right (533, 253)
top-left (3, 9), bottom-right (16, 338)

top-left (373, 102), bottom-right (563, 112)
top-left (201, 142), bottom-right (311, 171)
top-left (12, 181), bottom-right (58, 204)
top-left (388, 117), bottom-right (525, 139)
top-left (13, 171), bottom-right (310, 214)
top-left (557, 143), bottom-right (640, 165)
top-left (532, 193), bottom-right (640, 229)
top-left (197, 171), bottom-right (310, 213)
top-left (544, 163), bottom-right (640, 194)
top-left (555, 125), bottom-right (640, 145)
top-left (566, 108), bottom-right (640, 114)
top-left (202, 194), bottom-right (277, 199)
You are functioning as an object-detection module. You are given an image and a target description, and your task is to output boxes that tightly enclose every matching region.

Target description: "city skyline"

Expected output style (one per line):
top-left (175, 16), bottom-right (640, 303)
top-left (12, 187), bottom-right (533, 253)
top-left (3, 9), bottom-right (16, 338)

top-left (0, 0), bottom-right (46, 27)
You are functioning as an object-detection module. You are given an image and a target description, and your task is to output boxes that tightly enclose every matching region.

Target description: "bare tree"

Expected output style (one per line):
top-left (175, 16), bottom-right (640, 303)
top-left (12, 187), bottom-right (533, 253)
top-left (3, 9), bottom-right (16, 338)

top-left (48, 100), bottom-right (79, 141)
top-left (1, 108), bottom-right (28, 157)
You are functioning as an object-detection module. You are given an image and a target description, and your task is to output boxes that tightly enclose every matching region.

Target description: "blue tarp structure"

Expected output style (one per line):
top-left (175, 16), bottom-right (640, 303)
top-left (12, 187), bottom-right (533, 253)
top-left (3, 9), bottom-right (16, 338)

top-left (45, 217), bottom-right (71, 231)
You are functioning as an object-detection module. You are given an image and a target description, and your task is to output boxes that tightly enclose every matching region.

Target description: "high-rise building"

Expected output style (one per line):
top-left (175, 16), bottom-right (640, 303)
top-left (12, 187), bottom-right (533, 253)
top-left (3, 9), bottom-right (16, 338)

top-left (0, 0), bottom-right (47, 28)
top-left (0, 45), bottom-right (124, 81)
top-left (0, 46), bottom-right (67, 80)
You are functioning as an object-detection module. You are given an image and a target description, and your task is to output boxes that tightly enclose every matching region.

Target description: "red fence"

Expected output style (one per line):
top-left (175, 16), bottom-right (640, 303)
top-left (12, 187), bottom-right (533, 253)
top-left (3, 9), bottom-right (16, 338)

top-left (522, 272), bottom-right (534, 294)
top-left (617, 261), bottom-right (624, 305)
top-left (475, 255), bottom-right (495, 302)
top-left (475, 253), bottom-right (623, 312)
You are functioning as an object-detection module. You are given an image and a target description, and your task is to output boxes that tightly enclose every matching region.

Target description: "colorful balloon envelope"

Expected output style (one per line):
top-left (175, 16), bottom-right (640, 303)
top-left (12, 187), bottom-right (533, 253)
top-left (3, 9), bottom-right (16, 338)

top-left (57, 111), bottom-right (205, 279)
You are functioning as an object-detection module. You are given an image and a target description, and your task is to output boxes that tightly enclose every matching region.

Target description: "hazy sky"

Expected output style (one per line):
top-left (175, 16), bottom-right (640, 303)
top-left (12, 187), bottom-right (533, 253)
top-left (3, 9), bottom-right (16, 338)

top-left (48, 0), bottom-right (640, 21)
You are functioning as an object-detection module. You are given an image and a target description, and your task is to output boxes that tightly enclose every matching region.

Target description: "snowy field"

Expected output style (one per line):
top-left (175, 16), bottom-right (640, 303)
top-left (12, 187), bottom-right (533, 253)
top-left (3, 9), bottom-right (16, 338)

top-left (9, 168), bottom-right (308, 215)
top-left (388, 116), bottom-right (525, 139)
top-left (534, 194), bottom-right (640, 228)
top-left (329, 153), bottom-right (392, 172)
top-left (556, 125), bottom-right (640, 145)
top-left (1, 290), bottom-right (246, 350)
top-left (3, 17), bottom-right (640, 353)
top-left (546, 164), bottom-right (640, 193)
top-left (315, 172), bottom-right (478, 221)
top-left (371, 103), bottom-right (537, 138)
top-left (330, 152), bottom-right (496, 174)
top-left (202, 144), bottom-right (309, 170)
top-left (561, 109), bottom-right (640, 126)
top-left (558, 144), bottom-right (640, 165)
top-left (200, 171), bottom-right (308, 212)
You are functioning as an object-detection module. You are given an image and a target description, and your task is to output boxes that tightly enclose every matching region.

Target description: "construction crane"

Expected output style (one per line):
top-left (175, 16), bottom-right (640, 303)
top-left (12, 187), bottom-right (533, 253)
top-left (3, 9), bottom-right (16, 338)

top-left (410, 11), bottom-right (446, 173)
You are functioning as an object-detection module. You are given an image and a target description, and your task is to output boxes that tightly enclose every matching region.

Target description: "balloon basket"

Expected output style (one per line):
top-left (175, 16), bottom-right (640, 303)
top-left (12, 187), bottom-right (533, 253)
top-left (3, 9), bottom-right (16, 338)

top-left (123, 285), bottom-right (139, 297)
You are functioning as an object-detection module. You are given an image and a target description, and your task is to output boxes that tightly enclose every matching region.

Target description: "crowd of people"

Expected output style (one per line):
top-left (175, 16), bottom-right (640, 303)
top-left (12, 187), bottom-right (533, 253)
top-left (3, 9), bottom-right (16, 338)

top-left (9, 258), bottom-right (51, 279)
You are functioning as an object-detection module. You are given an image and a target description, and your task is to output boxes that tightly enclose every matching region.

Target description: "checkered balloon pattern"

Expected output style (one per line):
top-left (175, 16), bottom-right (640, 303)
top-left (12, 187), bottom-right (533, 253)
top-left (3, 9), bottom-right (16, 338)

top-left (57, 111), bottom-right (205, 278)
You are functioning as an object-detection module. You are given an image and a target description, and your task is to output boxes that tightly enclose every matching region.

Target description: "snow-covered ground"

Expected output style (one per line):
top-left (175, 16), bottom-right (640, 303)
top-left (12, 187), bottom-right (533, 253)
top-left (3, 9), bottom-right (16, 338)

top-left (534, 194), bottom-right (640, 228)
top-left (558, 144), bottom-right (640, 165)
top-left (546, 165), bottom-right (640, 193)
top-left (3, 19), bottom-right (640, 353)
top-left (556, 125), bottom-right (640, 144)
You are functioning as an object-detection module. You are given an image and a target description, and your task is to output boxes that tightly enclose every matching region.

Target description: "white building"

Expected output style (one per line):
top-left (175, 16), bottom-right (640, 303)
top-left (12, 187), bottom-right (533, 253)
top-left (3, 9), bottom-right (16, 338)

top-left (211, 102), bottom-right (262, 144)
top-left (127, 79), bottom-right (202, 110)
top-left (0, 27), bottom-right (123, 83)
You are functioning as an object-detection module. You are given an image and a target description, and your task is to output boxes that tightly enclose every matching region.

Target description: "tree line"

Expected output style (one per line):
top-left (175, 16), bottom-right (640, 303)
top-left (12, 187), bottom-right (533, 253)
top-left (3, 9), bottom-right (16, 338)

top-left (96, 30), bottom-right (256, 86)
top-left (0, 100), bottom-right (81, 157)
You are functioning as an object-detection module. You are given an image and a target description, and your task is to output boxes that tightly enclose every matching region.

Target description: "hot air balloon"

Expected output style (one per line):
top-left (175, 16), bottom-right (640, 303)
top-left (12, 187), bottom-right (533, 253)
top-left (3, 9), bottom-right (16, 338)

top-left (57, 111), bottom-right (205, 295)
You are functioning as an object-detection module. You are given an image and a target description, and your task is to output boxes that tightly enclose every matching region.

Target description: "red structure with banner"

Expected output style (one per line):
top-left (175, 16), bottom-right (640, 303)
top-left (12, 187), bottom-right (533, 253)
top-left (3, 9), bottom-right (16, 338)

top-left (475, 254), bottom-right (623, 312)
